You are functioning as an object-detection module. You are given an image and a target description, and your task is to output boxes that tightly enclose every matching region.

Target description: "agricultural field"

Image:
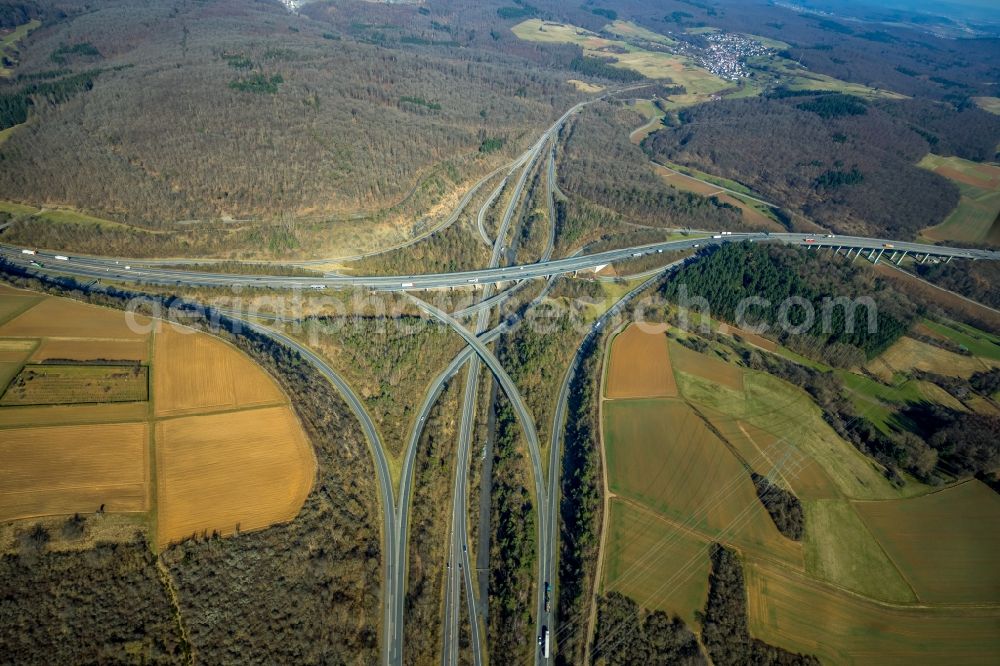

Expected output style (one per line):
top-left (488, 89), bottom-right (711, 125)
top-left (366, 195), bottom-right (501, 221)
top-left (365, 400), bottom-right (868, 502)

top-left (918, 154), bottom-right (1000, 245)
top-left (602, 397), bottom-right (803, 567)
top-left (651, 163), bottom-right (784, 230)
top-left (605, 323), bottom-right (677, 398)
top-left (511, 19), bottom-right (730, 103)
top-left (155, 406), bottom-right (314, 546)
top-left (601, 498), bottom-right (710, 628)
top-left (0, 286), bottom-right (315, 549)
top-left (600, 318), bottom-right (1000, 661)
top-left (153, 324), bottom-right (285, 417)
top-left (0, 422), bottom-right (148, 522)
top-left (866, 335), bottom-right (999, 382)
top-left (801, 499), bottom-right (916, 602)
top-left (973, 96), bottom-right (1000, 116)
top-left (854, 481), bottom-right (1000, 604)
top-left (0, 363), bottom-right (148, 405)
top-left (745, 560), bottom-right (1000, 664)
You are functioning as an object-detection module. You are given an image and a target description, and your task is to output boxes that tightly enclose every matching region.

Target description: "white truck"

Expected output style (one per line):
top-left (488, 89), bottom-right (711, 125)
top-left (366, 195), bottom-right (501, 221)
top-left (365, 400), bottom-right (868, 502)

top-left (20, 249), bottom-right (35, 255)
top-left (54, 255), bottom-right (69, 261)
top-left (712, 234), bottom-right (722, 239)
top-left (400, 282), bottom-right (414, 288)
top-left (542, 627), bottom-right (550, 659)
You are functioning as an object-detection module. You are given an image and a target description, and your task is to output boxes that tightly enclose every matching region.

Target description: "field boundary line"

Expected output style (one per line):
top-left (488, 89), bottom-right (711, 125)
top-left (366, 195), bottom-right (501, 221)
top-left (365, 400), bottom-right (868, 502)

top-left (584, 318), bottom-right (628, 665)
top-left (746, 555), bottom-right (1000, 612)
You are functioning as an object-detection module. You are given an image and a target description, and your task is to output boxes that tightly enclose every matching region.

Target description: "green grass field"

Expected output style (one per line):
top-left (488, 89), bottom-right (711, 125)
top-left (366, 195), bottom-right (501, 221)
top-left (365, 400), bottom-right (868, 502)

top-left (0, 19), bottom-right (41, 77)
top-left (918, 154), bottom-right (1000, 245)
top-left (603, 397), bottom-right (803, 566)
top-left (0, 363), bottom-right (149, 405)
top-left (854, 481), bottom-right (1000, 604)
top-left (921, 318), bottom-right (1000, 361)
top-left (745, 560), bottom-right (1000, 664)
top-left (802, 499), bottom-right (915, 602)
top-left (601, 498), bottom-right (710, 628)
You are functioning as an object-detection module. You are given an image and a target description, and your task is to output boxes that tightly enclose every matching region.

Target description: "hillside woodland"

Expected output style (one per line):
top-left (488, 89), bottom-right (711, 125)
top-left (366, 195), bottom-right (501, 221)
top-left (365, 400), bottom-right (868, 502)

top-left (0, 0), bottom-right (583, 256)
top-left (558, 101), bottom-right (744, 235)
top-left (644, 93), bottom-right (1000, 239)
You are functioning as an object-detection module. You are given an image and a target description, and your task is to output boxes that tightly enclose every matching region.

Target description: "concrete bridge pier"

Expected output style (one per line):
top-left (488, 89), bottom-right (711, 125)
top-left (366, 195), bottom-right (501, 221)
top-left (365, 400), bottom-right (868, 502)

top-left (921, 253), bottom-right (929, 264)
top-left (873, 248), bottom-right (884, 265)
top-left (895, 251), bottom-right (908, 265)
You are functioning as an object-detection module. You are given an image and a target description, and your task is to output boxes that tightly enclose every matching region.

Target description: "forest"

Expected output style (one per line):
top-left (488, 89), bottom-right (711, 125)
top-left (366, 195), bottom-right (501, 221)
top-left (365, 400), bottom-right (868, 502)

top-left (661, 243), bottom-right (916, 365)
top-left (486, 394), bottom-right (537, 663)
top-left (643, 93), bottom-right (1000, 239)
top-left (700, 544), bottom-right (819, 666)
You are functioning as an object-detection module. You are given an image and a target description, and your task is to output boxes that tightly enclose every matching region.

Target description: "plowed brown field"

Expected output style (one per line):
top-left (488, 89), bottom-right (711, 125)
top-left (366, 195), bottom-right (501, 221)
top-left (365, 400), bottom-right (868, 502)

top-left (605, 323), bottom-right (677, 399)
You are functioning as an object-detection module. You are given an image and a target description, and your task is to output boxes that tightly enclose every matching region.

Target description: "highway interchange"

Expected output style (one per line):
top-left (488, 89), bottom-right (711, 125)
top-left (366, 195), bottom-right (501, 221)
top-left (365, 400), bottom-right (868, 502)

top-left (3, 89), bottom-right (999, 666)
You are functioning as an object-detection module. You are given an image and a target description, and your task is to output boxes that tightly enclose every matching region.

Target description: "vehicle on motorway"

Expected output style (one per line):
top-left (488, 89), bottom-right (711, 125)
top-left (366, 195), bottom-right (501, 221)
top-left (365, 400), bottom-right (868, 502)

top-left (712, 234), bottom-right (722, 239)
top-left (826, 234), bottom-right (836, 238)
top-left (20, 249), bottom-right (35, 255)
top-left (400, 282), bottom-right (414, 288)
top-left (467, 278), bottom-right (478, 283)
top-left (309, 284), bottom-right (326, 290)
top-left (693, 244), bottom-right (700, 248)
top-left (54, 255), bottom-right (69, 261)
top-left (632, 252), bottom-right (642, 257)
top-left (883, 243), bottom-right (894, 249)
top-left (721, 231), bottom-right (732, 236)
top-left (657, 249), bottom-right (663, 253)
top-left (544, 581), bottom-right (551, 612)
top-left (804, 238), bottom-right (816, 243)
top-left (541, 626), bottom-right (550, 658)
top-left (30, 260), bottom-right (42, 268)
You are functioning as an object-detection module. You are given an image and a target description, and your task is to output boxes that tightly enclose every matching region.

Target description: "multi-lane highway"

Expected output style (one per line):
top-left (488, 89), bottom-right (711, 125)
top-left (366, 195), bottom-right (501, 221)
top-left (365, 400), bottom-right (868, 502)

top-left (4, 233), bottom-right (994, 295)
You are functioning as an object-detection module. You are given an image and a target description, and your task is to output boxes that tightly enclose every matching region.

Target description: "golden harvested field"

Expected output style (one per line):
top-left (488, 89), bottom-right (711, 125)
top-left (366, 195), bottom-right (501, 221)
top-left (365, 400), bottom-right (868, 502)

top-left (605, 323), bottom-right (677, 399)
top-left (745, 560), bottom-right (1000, 664)
top-left (854, 481), bottom-right (1000, 604)
top-left (1, 363), bottom-right (148, 405)
top-left (0, 402), bottom-right (148, 428)
top-left (865, 335), bottom-right (998, 382)
top-left (602, 498), bottom-right (710, 628)
top-left (603, 398), bottom-right (802, 566)
top-left (153, 325), bottom-right (284, 416)
top-left (0, 422), bottom-right (148, 521)
top-left (0, 296), bottom-right (150, 339)
top-left (155, 406), bottom-right (315, 546)
top-left (0, 287), bottom-right (315, 546)
top-left (567, 79), bottom-right (603, 93)
top-left (669, 339), bottom-right (745, 390)
top-left (30, 338), bottom-right (149, 363)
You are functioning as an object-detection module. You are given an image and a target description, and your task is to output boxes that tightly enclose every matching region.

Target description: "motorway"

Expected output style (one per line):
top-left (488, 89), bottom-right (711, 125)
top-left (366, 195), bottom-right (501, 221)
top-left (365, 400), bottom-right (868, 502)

top-left (4, 233), bottom-right (995, 294)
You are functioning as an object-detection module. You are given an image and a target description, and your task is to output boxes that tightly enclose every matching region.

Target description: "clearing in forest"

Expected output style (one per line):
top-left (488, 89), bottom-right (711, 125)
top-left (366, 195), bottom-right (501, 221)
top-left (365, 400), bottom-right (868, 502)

top-left (918, 154), bottom-right (1000, 245)
top-left (605, 323), bottom-right (677, 399)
